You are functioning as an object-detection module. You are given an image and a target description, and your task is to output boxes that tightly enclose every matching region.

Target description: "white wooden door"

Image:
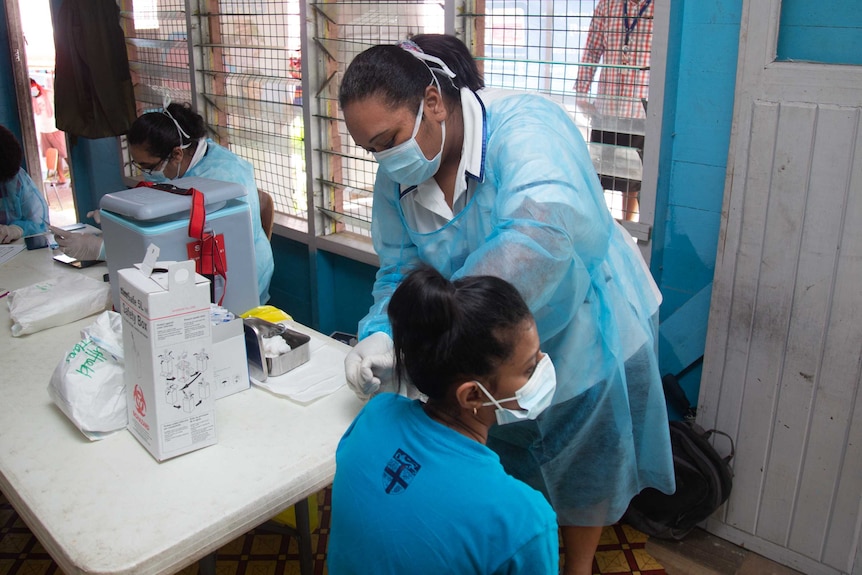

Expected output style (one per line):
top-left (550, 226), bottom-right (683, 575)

top-left (699, 2), bottom-right (862, 574)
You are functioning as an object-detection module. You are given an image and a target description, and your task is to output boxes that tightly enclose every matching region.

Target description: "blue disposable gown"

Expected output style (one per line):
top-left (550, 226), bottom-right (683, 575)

top-left (152, 140), bottom-right (274, 304)
top-left (1, 168), bottom-right (49, 236)
top-left (359, 90), bottom-right (675, 526)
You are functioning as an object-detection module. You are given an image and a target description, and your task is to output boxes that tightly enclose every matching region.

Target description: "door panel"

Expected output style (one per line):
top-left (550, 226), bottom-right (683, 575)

top-left (700, 1), bottom-right (862, 573)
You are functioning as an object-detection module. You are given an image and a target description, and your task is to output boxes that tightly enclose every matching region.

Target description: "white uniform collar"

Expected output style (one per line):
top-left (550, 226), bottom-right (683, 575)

top-left (401, 88), bottom-right (486, 230)
top-left (459, 87), bottom-right (486, 188)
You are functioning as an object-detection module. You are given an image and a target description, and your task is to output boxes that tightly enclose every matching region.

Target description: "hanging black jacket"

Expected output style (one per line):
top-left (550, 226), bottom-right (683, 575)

top-left (53, 0), bottom-right (137, 138)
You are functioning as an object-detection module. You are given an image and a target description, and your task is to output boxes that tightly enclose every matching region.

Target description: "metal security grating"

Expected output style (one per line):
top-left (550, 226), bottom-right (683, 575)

top-left (119, 0), bottom-right (192, 113)
top-left (118, 0), bottom-right (192, 176)
top-left (119, 0), bottom-right (306, 222)
top-left (310, 1), bottom-right (446, 237)
top-left (315, 0), bottom-right (652, 232)
top-left (116, 0), bottom-right (654, 240)
top-left (197, 1), bottom-right (306, 219)
top-left (461, 0), bottom-right (651, 223)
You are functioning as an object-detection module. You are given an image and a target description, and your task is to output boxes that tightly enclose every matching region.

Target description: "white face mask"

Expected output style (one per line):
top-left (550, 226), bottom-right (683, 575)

top-left (31, 87), bottom-right (40, 98)
top-left (477, 354), bottom-right (557, 425)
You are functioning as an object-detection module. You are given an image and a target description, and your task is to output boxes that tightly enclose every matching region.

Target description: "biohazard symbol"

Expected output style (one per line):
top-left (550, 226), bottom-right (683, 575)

top-left (134, 384), bottom-right (147, 417)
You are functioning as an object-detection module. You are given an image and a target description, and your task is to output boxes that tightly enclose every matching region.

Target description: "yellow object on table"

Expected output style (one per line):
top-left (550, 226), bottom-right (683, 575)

top-left (240, 305), bottom-right (292, 323)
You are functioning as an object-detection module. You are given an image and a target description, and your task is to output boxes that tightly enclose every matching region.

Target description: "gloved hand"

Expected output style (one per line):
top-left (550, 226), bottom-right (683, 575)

top-left (54, 231), bottom-right (104, 261)
top-left (87, 210), bottom-right (101, 225)
top-left (0, 224), bottom-right (23, 244)
top-left (344, 331), bottom-right (395, 400)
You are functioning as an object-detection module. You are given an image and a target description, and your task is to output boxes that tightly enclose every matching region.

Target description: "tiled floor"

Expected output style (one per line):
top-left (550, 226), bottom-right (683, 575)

top-left (646, 529), bottom-right (806, 575)
top-left (0, 482), bottom-right (811, 575)
top-left (1, 488), bottom-right (666, 575)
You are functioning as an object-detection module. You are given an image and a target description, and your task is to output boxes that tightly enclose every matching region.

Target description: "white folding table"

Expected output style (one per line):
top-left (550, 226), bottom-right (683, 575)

top-left (0, 246), bottom-right (362, 575)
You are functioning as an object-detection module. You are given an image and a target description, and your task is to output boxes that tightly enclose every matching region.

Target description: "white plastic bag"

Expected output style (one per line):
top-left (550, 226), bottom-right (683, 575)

top-left (48, 311), bottom-right (127, 440)
top-left (8, 275), bottom-right (111, 336)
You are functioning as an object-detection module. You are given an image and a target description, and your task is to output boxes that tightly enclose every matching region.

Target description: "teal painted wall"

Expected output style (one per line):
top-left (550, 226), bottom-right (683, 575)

top-left (778, 0), bottom-right (862, 65)
top-left (313, 251), bottom-right (377, 337)
top-left (265, 236), bottom-right (376, 337)
top-left (268, 235), bottom-right (313, 325)
top-left (651, 0), bottom-right (742, 418)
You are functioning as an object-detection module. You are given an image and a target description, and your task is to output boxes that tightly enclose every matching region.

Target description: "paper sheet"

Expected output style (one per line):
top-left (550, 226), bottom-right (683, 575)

top-left (0, 244), bottom-right (25, 266)
top-left (251, 332), bottom-right (347, 403)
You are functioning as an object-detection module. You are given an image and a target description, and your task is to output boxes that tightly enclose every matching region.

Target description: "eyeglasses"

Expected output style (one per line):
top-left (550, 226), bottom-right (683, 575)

top-left (131, 156), bottom-right (168, 175)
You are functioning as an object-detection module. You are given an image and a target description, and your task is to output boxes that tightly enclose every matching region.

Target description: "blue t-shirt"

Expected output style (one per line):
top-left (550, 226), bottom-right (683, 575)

top-left (328, 393), bottom-right (558, 575)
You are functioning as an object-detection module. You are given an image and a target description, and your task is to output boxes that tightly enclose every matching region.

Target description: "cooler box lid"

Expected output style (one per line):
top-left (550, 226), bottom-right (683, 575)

top-left (99, 176), bottom-right (246, 221)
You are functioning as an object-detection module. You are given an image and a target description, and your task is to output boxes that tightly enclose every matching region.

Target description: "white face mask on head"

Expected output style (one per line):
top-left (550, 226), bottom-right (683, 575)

top-left (476, 354), bottom-right (557, 425)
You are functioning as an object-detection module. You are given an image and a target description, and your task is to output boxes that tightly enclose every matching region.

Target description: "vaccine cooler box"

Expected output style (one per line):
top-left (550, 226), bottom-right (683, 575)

top-left (100, 176), bottom-right (260, 315)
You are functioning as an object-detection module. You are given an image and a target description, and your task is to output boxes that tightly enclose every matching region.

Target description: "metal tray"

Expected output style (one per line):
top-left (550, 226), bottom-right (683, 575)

top-left (243, 317), bottom-right (311, 381)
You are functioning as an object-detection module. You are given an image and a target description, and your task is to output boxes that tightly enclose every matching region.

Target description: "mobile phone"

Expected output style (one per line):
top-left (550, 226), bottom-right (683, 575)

top-left (52, 253), bottom-right (103, 269)
top-left (25, 234), bottom-right (49, 250)
top-left (329, 331), bottom-right (358, 347)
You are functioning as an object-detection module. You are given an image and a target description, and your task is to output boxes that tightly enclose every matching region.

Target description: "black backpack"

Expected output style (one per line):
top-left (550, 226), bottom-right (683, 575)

top-left (623, 358), bottom-right (735, 540)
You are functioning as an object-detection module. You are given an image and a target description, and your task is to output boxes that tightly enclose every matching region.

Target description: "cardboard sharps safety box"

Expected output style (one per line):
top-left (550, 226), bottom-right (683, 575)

top-left (119, 260), bottom-right (217, 461)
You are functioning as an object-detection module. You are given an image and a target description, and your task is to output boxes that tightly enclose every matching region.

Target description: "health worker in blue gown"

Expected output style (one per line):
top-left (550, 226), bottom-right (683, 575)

top-left (0, 125), bottom-right (49, 244)
top-left (339, 34), bottom-right (675, 575)
top-left (55, 102), bottom-right (274, 305)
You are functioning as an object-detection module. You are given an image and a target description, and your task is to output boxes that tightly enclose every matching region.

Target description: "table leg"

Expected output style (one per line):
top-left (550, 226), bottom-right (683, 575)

top-left (295, 497), bottom-right (314, 575)
top-left (199, 551), bottom-right (217, 575)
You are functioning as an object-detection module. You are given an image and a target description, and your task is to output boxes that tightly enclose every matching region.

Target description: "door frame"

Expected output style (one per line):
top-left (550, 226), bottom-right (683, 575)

top-left (4, 0), bottom-right (42, 189)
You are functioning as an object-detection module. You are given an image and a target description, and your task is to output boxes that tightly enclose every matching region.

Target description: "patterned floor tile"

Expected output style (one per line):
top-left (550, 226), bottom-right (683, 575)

top-left (1, 489), bottom-right (664, 575)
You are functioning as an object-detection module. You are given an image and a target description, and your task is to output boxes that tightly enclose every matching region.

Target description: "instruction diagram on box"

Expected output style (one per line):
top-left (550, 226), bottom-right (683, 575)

top-left (160, 348), bottom-right (212, 412)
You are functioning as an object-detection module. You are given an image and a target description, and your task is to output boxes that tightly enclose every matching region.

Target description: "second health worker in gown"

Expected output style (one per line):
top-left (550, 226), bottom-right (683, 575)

top-left (340, 34), bottom-right (674, 574)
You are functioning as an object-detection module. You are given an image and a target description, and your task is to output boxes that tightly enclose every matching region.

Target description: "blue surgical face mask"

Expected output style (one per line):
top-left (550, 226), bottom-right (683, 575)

top-left (373, 98), bottom-right (445, 187)
top-left (477, 354), bottom-right (557, 425)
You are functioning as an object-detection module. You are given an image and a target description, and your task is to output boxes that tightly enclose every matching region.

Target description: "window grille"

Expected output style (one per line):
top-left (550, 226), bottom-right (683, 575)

top-left (118, 0), bottom-right (654, 245)
top-left (310, 1), bottom-right (447, 237)
top-left (119, 0), bottom-right (306, 225)
top-left (313, 0), bottom-right (652, 236)
top-left (462, 0), bottom-right (651, 225)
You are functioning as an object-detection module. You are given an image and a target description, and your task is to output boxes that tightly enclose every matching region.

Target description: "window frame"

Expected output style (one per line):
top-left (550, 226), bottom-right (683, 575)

top-left (118, 0), bottom-right (667, 266)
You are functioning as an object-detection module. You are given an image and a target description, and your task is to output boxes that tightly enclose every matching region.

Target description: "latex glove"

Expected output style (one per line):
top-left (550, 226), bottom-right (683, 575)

top-left (54, 230), bottom-right (104, 261)
top-left (0, 224), bottom-right (23, 244)
top-left (344, 332), bottom-right (395, 400)
top-left (87, 210), bottom-right (101, 225)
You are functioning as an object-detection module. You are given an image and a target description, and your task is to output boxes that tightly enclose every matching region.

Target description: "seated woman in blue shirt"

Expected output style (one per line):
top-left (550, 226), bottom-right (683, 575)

top-left (328, 266), bottom-right (559, 575)
top-left (0, 125), bottom-right (49, 244)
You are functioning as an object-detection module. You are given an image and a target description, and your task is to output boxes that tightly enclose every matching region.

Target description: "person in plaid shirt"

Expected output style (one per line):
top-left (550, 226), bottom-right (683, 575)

top-left (576, 0), bottom-right (654, 221)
